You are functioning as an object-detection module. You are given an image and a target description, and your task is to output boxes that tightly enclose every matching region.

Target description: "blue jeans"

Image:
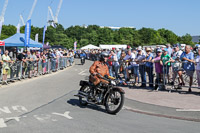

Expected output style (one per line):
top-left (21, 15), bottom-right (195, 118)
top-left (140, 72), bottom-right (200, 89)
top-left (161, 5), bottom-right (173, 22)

top-left (109, 66), bottom-right (113, 77)
top-left (146, 66), bottom-right (154, 87)
top-left (114, 65), bottom-right (120, 79)
top-left (51, 59), bottom-right (56, 71)
top-left (133, 66), bottom-right (139, 83)
top-left (139, 65), bottom-right (146, 86)
top-left (124, 65), bottom-right (134, 81)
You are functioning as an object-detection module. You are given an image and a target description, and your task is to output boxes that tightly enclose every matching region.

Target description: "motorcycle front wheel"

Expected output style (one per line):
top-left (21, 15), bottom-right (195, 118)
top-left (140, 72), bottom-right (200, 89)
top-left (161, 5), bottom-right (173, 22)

top-left (105, 90), bottom-right (124, 114)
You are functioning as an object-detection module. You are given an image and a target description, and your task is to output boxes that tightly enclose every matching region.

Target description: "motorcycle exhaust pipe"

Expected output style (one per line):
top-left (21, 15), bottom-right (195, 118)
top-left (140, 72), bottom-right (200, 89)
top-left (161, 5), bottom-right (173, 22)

top-left (74, 93), bottom-right (86, 98)
top-left (78, 91), bottom-right (88, 96)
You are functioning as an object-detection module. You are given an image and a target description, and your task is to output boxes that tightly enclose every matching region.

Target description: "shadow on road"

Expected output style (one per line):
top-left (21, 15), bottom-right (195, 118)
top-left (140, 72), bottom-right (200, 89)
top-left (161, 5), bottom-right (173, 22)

top-left (67, 99), bottom-right (107, 113)
top-left (75, 64), bottom-right (83, 65)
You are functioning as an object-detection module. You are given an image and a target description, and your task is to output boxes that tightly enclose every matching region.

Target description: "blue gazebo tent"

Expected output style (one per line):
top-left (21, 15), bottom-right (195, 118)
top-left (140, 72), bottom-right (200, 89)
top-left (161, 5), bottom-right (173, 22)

top-left (3, 33), bottom-right (43, 48)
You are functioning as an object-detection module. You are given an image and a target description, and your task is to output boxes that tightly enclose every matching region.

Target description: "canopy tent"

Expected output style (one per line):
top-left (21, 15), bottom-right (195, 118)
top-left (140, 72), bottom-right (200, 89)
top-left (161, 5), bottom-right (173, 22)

top-left (81, 44), bottom-right (100, 50)
top-left (3, 33), bottom-right (43, 48)
top-left (99, 44), bottom-right (127, 50)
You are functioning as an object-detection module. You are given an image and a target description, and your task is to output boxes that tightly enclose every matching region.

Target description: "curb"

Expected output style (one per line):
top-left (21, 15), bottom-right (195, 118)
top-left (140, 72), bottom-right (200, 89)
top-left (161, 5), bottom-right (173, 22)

top-left (124, 98), bottom-right (200, 123)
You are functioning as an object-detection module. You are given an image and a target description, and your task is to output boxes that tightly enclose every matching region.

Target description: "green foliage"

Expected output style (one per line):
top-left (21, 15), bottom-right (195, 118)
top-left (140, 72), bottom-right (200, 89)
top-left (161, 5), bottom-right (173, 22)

top-left (0, 24), bottom-right (194, 48)
top-left (180, 33), bottom-right (193, 45)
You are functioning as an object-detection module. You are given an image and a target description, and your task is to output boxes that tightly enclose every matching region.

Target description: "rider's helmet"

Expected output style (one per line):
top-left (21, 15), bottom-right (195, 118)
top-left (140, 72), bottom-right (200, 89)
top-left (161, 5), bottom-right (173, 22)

top-left (99, 52), bottom-right (109, 62)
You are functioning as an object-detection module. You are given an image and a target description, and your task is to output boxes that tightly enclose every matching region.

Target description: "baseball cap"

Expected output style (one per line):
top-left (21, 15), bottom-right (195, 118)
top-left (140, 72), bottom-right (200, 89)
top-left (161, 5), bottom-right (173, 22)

top-left (163, 48), bottom-right (168, 51)
top-left (146, 48), bottom-right (151, 51)
top-left (157, 49), bottom-right (162, 53)
top-left (173, 44), bottom-right (178, 48)
top-left (138, 47), bottom-right (142, 51)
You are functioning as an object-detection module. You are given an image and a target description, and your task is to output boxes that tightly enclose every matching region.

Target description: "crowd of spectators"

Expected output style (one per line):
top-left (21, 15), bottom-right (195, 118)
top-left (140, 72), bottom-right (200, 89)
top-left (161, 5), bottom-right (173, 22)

top-left (79, 44), bottom-right (200, 92)
top-left (0, 48), bottom-right (75, 85)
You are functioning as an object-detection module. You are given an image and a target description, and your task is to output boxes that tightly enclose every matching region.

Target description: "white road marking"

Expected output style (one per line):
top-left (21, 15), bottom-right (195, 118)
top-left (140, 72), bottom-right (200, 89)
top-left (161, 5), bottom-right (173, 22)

top-left (52, 111), bottom-right (73, 120)
top-left (6, 117), bottom-right (21, 122)
top-left (33, 114), bottom-right (51, 122)
top-left (176, 109), bottom-right (200, 112)
top-left (12, 106), bottom-right (28, 113)
top-left (78, 69), bottom-right (88, 76)
top-left (0, 118), bottom-right (7, 128)
top-left (0, 107), bottom-right (11, 114)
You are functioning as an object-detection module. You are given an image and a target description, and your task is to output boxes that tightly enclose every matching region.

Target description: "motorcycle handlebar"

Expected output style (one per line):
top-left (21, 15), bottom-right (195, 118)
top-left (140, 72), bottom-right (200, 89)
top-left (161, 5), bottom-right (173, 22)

top-left (97, 73), bottom-right (110, 81)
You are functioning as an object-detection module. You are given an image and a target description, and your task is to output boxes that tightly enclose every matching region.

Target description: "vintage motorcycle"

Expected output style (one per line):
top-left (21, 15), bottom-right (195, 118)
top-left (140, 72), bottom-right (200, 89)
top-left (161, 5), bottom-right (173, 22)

top-left (80, 57), bottom-right (85, 65)
top-left (75, 74), bottom-right (125, 114)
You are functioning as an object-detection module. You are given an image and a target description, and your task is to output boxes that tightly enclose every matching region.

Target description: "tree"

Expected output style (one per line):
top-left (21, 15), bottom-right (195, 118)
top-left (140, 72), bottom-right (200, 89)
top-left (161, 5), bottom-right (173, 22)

top-left (138, 28), bottom-right (162, 45)
top-left (180, 33), bottom-right (193, 45)
top-left (157, 28), bottom-right (178, 44)
top-left (0, 25), bottom-right (16, 40)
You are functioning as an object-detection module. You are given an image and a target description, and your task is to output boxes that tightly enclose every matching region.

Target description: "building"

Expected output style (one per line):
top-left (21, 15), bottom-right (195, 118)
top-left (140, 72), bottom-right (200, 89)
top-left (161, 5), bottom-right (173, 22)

top-left (100, 26), bottom-right (134, 30)
top-left (192, 36), bottom-right (200, 43)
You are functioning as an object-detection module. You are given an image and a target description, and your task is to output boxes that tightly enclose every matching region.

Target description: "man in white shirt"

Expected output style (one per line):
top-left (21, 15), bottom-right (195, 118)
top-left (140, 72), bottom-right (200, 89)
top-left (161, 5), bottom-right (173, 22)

top-left (123, 50), bottom-right (135, 81)
top-left (170, 44), bottom-right (184, 87)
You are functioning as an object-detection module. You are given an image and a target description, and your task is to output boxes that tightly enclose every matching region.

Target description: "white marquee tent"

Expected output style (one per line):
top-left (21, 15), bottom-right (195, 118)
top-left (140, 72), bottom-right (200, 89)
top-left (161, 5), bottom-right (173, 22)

top-left (99, 44), bottom-right (127, 50)
top-left (81, 44), bottom-right (100, 49)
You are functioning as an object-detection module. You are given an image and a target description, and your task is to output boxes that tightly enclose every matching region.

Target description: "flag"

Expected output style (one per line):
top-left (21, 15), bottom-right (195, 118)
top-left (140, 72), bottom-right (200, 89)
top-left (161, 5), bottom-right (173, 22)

top-left (0, 21), bottom-right (2, 37)
top-left (35, 33), bottom-right (38, 42)
top-left (46, 42), bottom-right (49, 46)
top-left (16, 23), bottom-right (20, 33)
top-left (24, 19), bottom-right (31, 47)
top-left (74, 41), bottom-right (77, 51)
top-left (42, 25), bottom-right (47, 44)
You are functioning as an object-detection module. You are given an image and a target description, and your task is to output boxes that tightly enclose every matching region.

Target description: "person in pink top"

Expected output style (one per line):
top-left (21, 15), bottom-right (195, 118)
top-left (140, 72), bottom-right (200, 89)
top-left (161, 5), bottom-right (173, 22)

top-left (152, 49), bottom-right (163, 90)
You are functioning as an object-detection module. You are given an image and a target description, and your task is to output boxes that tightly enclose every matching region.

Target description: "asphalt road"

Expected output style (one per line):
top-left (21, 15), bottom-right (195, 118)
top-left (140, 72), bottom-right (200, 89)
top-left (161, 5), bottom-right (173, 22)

top-left (0, 59), bottom-right (199, 133)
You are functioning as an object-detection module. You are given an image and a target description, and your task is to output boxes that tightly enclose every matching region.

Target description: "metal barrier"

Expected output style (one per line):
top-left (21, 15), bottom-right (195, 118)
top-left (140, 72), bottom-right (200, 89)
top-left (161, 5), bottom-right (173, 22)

top-left (0, 57), bottom-right (70, 85)
top-left (115, 59), bottom-right (200, 92)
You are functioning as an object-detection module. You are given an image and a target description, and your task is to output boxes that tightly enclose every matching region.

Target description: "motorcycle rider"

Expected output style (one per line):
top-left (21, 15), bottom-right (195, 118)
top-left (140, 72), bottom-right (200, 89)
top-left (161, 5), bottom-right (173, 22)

top-left (89, 52), bottom-right (110, 86)
top-left (80, 51), bottom-right (86, 64)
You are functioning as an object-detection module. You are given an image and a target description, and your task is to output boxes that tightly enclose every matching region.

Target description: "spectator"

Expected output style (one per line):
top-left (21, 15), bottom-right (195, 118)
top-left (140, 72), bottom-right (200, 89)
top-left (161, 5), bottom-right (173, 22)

top-left (51, 50), bottom-right (57, 72)
top-left (180, 45), bottom-right (195, 92)
top-left (152, 49), bottom-right (163, 90)
top-left (166, 43), bottom-right (173, 56)
top-left (41, 51), bottom-right (47, 75)
top-left (2, 50), bottom-right (13, 84)
top-left (119, 51), bottom-right (126, 74)
top-left (110, 50), bottom-right (120, 79)
top-left (108, 52), bottom-right (113, 77)
top-left (161, 48), bottom-right (172, 84)
top-left (170, 44), bottom-right (184, 87)
top-left (144, 48), bottom-right (154, 88)
top-left (195, 48), bottom-right (200, 88)
top-left (32, 51), bottom-right (38, 77)
top-left (0, 49), bottom-right (3, 79)
top-left (135, 48), bottom-right (146, 87)
top-left (123, 50), bottom-right (136, 82)
top-left (17, 50), bottom-right (27, 78)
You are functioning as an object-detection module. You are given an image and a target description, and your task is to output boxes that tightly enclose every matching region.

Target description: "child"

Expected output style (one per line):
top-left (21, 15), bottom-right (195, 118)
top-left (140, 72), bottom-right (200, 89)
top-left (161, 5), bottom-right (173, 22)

top-left (161, 48), bottom-right (172, 84)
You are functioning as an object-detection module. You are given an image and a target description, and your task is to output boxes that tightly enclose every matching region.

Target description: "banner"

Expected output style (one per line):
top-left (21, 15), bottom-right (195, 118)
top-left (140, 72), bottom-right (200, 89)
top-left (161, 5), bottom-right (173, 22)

top-left (74, 41), bottom-right (77, 51)
top-left (0, 21), bottom-right (2, 37)
top-left (24, 19), bottom-right (31, 47)
top-left (42, 25), bottom-right (47, 44)
top-left (0, 41), bottom-right (5, 46)
top-left (35, 33), bottom-right (38, 42)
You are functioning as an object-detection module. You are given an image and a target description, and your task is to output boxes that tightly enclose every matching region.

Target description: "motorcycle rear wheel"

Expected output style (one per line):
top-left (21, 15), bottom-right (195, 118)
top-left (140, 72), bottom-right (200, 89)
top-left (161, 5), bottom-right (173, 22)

top-left (79, 86), bottom-right (90, 106)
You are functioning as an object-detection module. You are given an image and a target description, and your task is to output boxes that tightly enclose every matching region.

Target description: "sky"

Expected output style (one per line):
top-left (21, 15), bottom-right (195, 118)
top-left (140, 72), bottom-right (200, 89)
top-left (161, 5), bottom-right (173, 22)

top-left (0, 0), bottom-right (200, 36)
